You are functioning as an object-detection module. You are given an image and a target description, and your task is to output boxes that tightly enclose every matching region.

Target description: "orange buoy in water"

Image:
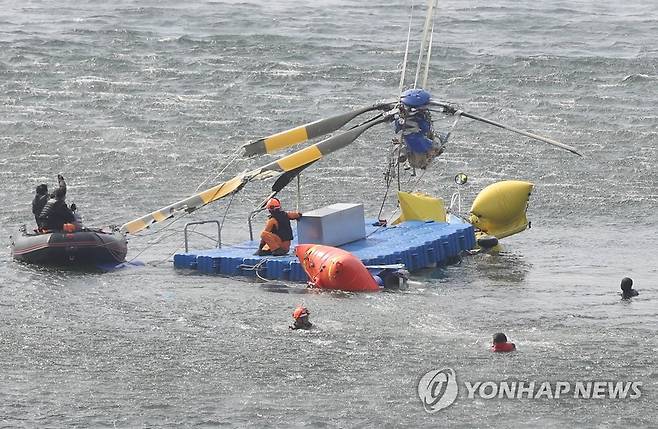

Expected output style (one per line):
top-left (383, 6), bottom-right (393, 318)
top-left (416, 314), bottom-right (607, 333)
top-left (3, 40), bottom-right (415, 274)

top-left (295, 244), bottom-right (380, 292)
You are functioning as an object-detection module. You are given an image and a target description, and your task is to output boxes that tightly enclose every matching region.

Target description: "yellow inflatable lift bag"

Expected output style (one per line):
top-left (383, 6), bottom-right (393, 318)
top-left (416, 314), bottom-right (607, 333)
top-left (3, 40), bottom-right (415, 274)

top-left (468, 180), bottom-right (533, 239)
top-left (391, 191), bottom-right (446, 225)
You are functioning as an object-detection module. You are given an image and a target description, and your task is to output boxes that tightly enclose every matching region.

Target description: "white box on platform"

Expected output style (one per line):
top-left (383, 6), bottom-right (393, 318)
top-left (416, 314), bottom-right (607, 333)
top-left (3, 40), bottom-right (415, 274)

top-left (297, 203), bottom-right (366, 246)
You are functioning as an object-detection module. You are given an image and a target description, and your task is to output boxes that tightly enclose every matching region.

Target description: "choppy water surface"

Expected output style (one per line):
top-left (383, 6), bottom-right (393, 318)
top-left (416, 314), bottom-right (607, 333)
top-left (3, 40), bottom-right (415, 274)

top-left (1, 0), bottom-right (656, 427)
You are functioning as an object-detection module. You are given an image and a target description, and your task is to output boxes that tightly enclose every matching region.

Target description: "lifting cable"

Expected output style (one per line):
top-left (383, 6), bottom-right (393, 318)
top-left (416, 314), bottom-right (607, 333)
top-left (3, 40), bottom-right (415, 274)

top-left (124, 145), bottom-right (245, 264)
top-left (398, 1), bottom-right (415, 94)
top-left (376, 144), bottom-right (400, 221)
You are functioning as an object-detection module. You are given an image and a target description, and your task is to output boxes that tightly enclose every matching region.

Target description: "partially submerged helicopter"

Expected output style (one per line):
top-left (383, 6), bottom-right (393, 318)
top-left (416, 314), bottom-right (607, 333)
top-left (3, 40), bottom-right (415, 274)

top-left (114, 0), bottom-right (581, 286)
top-left (11, 0), bottom-right (581, 272)
top-left (119, 85), bottom-right (580, 236)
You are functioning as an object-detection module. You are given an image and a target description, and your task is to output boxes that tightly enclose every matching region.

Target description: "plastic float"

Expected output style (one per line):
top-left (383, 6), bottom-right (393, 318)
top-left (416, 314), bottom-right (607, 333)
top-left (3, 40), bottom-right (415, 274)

top-left (173, 179), bottom-right (533, 286)
top-left (174, 210), bottom-right (476, 281)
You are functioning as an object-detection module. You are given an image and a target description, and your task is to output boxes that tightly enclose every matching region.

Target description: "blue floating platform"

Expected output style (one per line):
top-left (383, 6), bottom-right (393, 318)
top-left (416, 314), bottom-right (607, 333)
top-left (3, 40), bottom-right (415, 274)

top-left (173, 219), bottom-right (476, 282)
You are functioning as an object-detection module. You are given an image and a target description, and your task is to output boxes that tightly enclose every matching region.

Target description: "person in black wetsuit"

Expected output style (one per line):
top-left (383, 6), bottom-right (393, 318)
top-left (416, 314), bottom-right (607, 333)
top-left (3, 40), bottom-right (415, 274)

top-left (32, 184), bottom-right (49, 227)
top-left (39, 186), bottom-right (74, 231)
top-left (31, 174), bottom-right (66, 228)
top-left (620, 277), bottom-right (639, 299)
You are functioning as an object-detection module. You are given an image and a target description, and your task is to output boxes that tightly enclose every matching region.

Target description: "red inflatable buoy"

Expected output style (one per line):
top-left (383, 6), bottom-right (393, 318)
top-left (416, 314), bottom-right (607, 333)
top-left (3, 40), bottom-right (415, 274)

top-left (295, 244), bottom-right (380, 292)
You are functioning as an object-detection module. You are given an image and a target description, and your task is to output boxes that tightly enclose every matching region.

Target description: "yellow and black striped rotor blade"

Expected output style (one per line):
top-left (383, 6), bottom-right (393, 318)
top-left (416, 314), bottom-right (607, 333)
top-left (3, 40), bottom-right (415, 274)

top-left (239, 112), bottom-right (397, 191)
top-left (242, 102), bottom-right (395, 157)
top-left (247, 113), bottom-right (393, 181)
top-left (121, 111), bottom-right (395, 235)
top-left (119, 173), bottom-right (248, 235)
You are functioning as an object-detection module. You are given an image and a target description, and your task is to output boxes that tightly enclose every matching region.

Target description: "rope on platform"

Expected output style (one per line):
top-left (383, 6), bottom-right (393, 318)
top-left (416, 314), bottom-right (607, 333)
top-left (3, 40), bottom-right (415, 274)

top-left (239, 258), bottom-right (271, 281)
top-left (125, 225), bottom-right (185, 264)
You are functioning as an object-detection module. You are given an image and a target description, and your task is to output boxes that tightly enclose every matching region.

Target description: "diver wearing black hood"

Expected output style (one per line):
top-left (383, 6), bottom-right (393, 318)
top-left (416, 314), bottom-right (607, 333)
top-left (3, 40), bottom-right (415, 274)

top-left (620, 277), bottom-right (639, 299)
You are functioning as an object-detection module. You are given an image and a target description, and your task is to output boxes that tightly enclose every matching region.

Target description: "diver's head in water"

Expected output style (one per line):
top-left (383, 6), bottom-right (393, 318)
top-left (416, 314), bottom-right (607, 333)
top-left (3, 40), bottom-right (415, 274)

top-left (290, 305), bottom-right (312, 330)
top-left (491, 332), bottom-right (516, 352)
top-left (493, 333), bottom-right (508, 344)
top-left (620, 277), bottom-right (633, 292)
top-left (620, 277), bottom-right (638, 299)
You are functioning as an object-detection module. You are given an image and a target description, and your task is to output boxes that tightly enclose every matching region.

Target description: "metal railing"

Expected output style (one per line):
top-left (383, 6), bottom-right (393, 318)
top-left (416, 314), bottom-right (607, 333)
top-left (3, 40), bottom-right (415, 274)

top-left (183, 220), bottom-right (221, 252)
top-left (247, 208), bottom-right (266, 241)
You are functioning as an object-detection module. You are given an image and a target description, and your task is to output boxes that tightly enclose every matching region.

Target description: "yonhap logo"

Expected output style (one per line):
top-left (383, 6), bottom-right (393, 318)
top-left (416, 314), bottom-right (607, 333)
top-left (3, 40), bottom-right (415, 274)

top-left (417, 368), bottom-right (459, 413)
top-left (417, 367), bottom-right (643, 413)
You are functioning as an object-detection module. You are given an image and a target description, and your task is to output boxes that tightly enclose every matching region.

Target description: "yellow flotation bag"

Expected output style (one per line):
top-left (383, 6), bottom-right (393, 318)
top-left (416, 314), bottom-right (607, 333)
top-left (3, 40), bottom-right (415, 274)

top-left (469, 180), bottom-right (533, 239)
top-left (391, 191), bottom-right (446, 225)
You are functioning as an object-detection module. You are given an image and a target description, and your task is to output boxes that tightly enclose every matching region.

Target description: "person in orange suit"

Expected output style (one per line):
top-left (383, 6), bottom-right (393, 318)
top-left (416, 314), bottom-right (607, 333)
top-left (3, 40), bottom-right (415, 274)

top-left (255, 197), bottom-right (302, 256)
top-left (491, 332), bottom-right (516, 352)
top-left (289, 305), bottom-right (312, 330)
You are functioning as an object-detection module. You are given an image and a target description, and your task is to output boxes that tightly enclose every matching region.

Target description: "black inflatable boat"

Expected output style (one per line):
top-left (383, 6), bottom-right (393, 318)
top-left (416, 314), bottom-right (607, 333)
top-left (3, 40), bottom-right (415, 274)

top-left (10, 228), bottom-right (127, 267)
